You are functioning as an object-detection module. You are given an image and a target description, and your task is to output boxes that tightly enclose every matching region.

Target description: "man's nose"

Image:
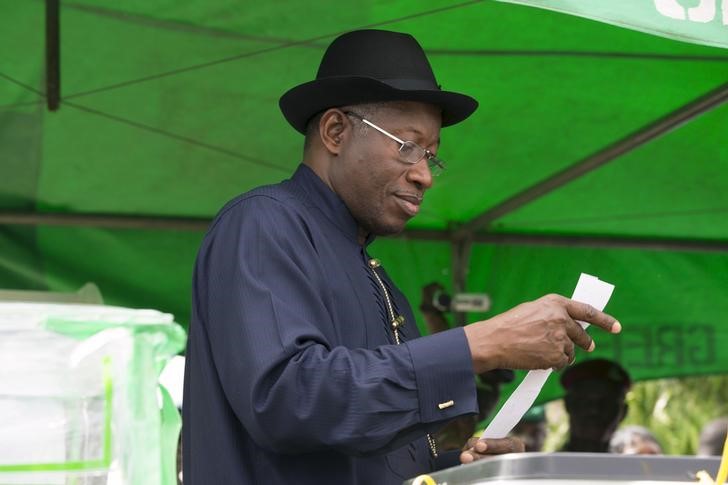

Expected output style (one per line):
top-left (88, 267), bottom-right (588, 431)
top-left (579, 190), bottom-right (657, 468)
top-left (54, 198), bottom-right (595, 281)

top-left (406, 158), bottom-right (433, 190)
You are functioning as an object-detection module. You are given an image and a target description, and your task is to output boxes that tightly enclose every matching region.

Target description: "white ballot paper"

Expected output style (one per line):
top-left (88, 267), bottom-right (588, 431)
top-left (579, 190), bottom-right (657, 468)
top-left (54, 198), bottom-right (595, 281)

top-left (480, 273), bottom-right (615, 439)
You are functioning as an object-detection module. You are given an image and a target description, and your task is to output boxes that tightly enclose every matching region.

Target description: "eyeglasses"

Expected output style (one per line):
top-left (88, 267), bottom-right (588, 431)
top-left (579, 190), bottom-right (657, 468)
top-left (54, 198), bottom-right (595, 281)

top-left (344, 111), bottom-right (445, 176)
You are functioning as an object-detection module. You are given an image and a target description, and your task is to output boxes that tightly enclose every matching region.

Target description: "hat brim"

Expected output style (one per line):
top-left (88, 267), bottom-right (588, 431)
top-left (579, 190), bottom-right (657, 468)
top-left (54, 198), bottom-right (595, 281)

top-left (279, 76), bottom-right (478, 134)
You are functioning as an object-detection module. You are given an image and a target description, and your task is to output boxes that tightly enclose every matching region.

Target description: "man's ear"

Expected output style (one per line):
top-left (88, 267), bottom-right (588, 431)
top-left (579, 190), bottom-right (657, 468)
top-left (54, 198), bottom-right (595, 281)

top-left (319, 109), bottom-right (348, 155)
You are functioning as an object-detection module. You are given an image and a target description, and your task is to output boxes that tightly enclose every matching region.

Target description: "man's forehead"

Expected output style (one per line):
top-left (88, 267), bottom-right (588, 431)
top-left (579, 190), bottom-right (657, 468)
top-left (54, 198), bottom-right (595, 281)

top-left (375, 102), bottom-right (442, 133)
top-left (395, 126), bottom-right (441, 150)
top-left (397, 124), bottom-right (440, 140)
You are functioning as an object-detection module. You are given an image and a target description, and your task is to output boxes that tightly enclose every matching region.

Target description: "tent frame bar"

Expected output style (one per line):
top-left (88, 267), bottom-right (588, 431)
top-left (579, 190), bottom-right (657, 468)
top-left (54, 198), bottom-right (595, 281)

top-left (0, 212), bottom-right (210, 232)
top-left (404, 229), bottom-right (728, 253)
top-left (451, 82), bottom-right (728, 242)
top-left (2, 211), bottom-right (728, 253)
top-left (45, 0), bottom-right (60, 111)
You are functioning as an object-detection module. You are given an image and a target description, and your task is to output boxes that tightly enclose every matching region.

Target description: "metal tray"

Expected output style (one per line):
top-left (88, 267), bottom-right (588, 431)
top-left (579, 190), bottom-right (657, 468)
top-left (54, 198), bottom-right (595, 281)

top-left (403, 452), bottom-right (722, 485)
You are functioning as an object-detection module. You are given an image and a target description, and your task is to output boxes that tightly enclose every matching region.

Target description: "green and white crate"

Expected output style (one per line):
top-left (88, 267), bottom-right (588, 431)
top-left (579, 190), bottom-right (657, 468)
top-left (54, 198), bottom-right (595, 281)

top-left (0, 303), bottom-right (186, 485)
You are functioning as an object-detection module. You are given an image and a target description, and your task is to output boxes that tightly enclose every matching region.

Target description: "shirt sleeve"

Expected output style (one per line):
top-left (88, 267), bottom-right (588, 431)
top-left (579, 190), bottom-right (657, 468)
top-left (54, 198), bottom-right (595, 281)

top-left (196, 195), bottom-right (478, 456)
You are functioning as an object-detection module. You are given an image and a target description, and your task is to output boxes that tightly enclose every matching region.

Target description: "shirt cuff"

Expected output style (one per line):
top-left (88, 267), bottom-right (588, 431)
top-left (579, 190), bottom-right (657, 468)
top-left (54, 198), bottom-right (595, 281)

top-left (405, 327), bottom-right (478, 423)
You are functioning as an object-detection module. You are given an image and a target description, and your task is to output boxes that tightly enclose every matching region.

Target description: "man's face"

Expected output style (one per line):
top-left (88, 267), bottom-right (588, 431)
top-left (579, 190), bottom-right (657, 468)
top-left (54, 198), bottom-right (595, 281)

top-left (565, 380), bottom-right (627, 441)
top-left (329, 101), bottom-right (441, 239)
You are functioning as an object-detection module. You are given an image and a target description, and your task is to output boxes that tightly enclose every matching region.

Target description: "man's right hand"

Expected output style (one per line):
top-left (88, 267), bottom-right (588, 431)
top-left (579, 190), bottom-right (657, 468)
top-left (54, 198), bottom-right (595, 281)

top-left (463, 294), bottom-right (621, 373)
top-left (460, 436), bottom-right (525, 463)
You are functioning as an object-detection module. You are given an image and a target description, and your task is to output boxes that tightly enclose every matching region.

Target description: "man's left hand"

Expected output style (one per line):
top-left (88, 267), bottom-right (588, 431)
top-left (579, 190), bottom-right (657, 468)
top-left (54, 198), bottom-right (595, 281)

top-left (459, 437), bottom-right (525, 464)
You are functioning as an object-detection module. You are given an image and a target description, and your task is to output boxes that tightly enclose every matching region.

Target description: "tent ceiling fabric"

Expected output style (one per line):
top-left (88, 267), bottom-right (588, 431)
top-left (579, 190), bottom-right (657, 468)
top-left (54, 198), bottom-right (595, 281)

top-left (1, 1), bottom-right (727, 396)
top-left (2, 1), bottom-right (726, 234)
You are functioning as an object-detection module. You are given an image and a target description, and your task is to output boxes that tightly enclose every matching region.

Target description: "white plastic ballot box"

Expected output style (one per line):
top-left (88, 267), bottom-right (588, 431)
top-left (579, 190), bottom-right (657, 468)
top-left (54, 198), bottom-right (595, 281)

top-left (0, 302), bottom-right (186, 485)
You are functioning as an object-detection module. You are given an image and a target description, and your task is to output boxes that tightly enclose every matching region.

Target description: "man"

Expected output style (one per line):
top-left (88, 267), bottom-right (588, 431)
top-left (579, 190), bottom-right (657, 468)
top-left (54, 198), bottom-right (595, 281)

top-left (560, 358), bottom-right (631, 452)
top-left (183, 29), bottom-right (621, 484)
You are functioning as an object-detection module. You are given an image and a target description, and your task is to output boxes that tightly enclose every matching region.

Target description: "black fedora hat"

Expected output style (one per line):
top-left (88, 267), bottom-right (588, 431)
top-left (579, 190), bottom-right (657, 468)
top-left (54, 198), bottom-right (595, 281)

top-left (279, 29), bottom-right (478, 134)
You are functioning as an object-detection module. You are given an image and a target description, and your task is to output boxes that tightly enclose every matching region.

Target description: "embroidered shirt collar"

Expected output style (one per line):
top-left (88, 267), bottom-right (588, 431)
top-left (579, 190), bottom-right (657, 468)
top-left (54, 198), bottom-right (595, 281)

top-left (292, 164), bottom-right (376, 246)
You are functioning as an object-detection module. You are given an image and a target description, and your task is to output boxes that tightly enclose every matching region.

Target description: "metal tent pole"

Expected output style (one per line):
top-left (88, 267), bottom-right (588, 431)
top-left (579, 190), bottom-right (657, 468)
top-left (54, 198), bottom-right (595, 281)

top-left (45, 0), bottom-right (61, 111)
top-left (451, 82), bottom-right (728, 242)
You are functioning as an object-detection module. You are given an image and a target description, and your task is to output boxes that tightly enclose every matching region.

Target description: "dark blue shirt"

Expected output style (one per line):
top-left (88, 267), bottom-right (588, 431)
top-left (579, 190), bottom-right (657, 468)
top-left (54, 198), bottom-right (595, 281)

top-left (183, 164), bottom-right (477, 484)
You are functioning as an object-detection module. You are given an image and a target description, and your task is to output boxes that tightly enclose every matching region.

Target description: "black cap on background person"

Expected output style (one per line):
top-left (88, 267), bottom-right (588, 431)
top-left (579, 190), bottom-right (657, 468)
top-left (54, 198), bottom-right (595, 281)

top-left (560, 358), bottom-right (631, 393)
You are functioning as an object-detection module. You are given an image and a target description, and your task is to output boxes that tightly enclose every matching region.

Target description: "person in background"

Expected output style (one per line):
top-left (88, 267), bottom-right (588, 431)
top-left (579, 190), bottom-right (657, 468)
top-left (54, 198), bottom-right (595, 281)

top-left (698, 417), bottom-right (728, 456)
top-left (609, 425), bottom-right (662, 455)
top-left (510, 405), bottom-right (547, 452)
top-left (560, 358), bottom-right (630, 452)
top-left (420, 282), bottom-right (514, 450)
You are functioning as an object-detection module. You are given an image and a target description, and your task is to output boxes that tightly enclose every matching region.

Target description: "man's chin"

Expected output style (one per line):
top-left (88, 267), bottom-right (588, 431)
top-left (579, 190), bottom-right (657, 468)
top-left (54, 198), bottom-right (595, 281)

top-left (369, 221), bottom-right (407, 238)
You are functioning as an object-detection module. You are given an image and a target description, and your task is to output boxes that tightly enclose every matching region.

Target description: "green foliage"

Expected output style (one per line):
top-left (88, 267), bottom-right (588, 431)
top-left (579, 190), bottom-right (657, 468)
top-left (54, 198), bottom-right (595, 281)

top-left (542, 375), bottom-right (728, 455)
top-left (542, 399), bottom-right (569, 452)
top-left (622, 375), bottom-right (728, 455)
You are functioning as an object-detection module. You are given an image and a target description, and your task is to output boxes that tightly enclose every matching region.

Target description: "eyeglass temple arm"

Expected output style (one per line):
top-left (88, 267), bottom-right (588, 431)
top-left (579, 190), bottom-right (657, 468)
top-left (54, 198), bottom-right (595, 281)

top-left (361, 117), bottom-right (441, 166)
top-left (360, 118), bottom-right (406, 145)
top-left (351, 112), bottom-right (440, 165)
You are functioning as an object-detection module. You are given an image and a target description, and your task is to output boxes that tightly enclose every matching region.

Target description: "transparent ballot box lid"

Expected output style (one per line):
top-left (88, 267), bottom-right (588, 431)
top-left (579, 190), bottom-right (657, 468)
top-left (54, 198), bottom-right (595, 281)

top-left (403, 452), bottom-right (722, 485)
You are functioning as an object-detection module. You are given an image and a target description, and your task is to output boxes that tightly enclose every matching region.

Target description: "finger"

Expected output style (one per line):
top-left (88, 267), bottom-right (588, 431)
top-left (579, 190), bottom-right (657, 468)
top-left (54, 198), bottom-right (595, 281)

top-left (565, 300), bottom-right (621, 334)
top-left (554, 337), bottom-right (575, 369)
top-left (480, 437), bottom-right (525, 454)
top-left (458, 445), bottom-right (491, 464)
top-left (473, 439), bottom-right (488, 454)
top-left (552, 352), bottom-right (570, 371)
top-left (563, 340), bottom-right (576, 364)
top-left (564, 320), bottom-right (593, 352)
top-left (460, 449), bottom-right (476, 464)
top-left (463, 437), bottom-right (481, 451)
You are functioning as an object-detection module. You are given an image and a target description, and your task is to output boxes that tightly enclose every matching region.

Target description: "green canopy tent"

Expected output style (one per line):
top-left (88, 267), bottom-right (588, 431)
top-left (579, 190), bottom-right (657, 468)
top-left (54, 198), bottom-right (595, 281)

top-left (1, 0), bottom-right (727, 403)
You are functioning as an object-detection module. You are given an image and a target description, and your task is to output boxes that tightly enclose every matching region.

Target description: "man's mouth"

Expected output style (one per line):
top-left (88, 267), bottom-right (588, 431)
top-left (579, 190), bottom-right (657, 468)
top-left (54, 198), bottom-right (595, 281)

top-left (394, 193), bottom-right (423, 217)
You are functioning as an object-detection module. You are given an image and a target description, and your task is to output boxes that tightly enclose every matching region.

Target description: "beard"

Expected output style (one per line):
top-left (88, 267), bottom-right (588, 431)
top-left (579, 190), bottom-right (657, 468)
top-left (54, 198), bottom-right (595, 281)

top-left (352, 201), bottom-right (408, 239)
